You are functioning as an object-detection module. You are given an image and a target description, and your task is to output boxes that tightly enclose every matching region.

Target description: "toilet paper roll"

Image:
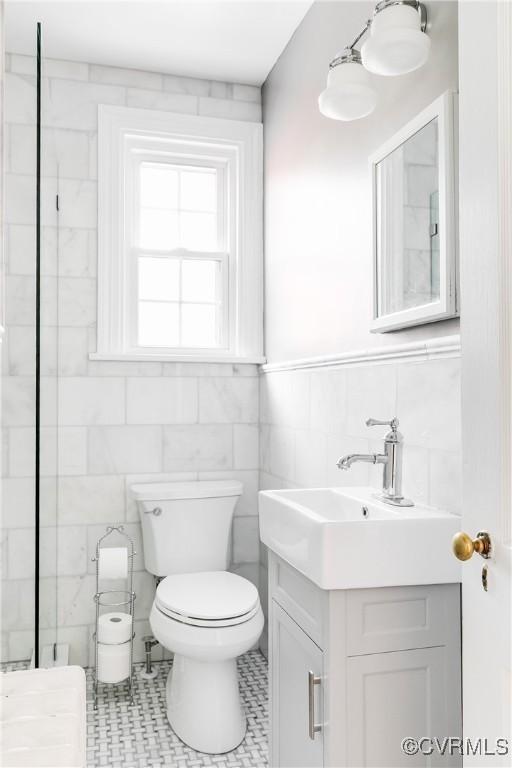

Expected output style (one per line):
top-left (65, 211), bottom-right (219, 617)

top-left (98, 547), bottom-right (128, 580)
top-left (97, 642), bottom-right (131, 684)
top-left (97, 612), bottom-right (133, 645)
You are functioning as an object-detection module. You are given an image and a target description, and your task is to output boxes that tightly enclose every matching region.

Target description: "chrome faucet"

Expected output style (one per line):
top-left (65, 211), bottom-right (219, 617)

top-left (337, 417), bottom-right (413, 507)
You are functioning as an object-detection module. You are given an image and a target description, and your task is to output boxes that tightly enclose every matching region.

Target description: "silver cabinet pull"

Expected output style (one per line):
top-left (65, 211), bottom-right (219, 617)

top-left (308, 670), bottom-right (322, 740)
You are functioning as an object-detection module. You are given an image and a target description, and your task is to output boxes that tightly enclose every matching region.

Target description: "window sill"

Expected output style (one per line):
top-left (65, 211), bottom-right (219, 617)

top-left (89, 352), bottom-right (266, 365)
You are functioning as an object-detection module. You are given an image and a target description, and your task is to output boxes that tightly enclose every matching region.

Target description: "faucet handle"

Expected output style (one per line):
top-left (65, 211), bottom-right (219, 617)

top-left (366, 417), bottom-right (399, 430)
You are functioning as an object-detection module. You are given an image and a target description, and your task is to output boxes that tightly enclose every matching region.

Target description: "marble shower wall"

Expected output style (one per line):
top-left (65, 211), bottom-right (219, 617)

top-left (2, 53), bottom-right (261, 665)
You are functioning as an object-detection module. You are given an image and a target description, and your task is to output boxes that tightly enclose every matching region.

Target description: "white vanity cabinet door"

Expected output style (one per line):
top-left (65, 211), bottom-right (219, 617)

top-left (271, 600), bottom-right (324, 768)
top-left (346, 646), bottom-right (462, 768)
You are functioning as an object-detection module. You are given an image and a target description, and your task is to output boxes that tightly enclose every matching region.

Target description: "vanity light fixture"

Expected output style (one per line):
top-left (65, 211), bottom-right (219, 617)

top-left (318, 48), bottom-right (378, 121)
top-left (362, 0), bottom-right (430, 76)
top-left (318, 0), bottom-right (429, 121)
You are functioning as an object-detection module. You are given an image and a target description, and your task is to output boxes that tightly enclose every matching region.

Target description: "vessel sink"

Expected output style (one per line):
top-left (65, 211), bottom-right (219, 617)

top-left (259, 487), bottom-right (461, 590)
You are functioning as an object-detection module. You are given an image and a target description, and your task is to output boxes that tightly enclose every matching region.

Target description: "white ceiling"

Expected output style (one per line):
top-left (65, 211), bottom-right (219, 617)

top-left (5, 0), bottom-right (313, 86)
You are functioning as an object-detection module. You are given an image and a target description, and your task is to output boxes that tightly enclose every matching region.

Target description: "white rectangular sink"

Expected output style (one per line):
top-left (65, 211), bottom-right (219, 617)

top-left (259, 487), bottom-right (462, 590)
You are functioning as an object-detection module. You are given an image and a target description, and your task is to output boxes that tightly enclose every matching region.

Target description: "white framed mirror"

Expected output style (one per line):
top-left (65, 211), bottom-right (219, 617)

top-left (370, 91), bottom-right (458, 333)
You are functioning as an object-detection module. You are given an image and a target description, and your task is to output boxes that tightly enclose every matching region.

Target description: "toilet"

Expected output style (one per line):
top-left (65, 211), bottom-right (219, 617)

top-left (131, 480), bottom-right (264, 755)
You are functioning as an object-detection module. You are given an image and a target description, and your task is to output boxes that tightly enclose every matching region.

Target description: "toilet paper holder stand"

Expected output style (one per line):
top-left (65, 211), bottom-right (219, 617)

top-left (92, 525), bottom-right (136, 707)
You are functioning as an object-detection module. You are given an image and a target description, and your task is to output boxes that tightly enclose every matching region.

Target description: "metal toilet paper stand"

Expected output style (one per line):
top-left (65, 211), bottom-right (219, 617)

top-left (92, 525), bottom-right (136, 707)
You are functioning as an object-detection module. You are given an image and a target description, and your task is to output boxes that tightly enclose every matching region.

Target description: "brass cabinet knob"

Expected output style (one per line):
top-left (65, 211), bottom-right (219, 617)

top-left (452, 530), bottom-right (491, 561)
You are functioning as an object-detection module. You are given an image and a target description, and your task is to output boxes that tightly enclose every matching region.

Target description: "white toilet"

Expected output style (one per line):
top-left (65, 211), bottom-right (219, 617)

top-left (131, 480), bottom-right (264, 755)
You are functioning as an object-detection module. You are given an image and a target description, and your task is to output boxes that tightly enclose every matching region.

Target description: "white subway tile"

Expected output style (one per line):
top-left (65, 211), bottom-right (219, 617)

top-left (233, 424), bottom-right (259, 469)
top-left (209, 82), bottom-right (233, 99)
top-left (126, 88), bottom-right (197, 113)
top-left (199, 96), bottom-right (261, 122)
top-left (259, 423), bottom-right (271, 474)
top-left (45, 79), bottom-right (125, 130)
top-left (8, 427), bottom-right (35, 477)
top-left (57, 180), bottom-right (97, 228)
top-left (401, 444), bottom-right (430, 506)
top-left (263, 371), bottom-right (310, 429)
top-left (163, 425), bottom-right (232, 471)
top-left (55, 525), bottom-right (88, 575)
top-left (346, 365), bottom-right (397, 439)
top-left (232, 517), bottom-right (259, 564)
top-left (163, 75), bottom-right (210, 97)
top-left (5, 175), bottom-right (35, 226)
top-left (429, 450), bottom-right (462, 515)
top-left (294, 429), bottom-right (328, 487)
top-left (269, 425), bottom-right (295, 481)
top-left (6, 225), bottom-right (35, 276)
top-left (7, 326), bottom-right (36, 376)
top-left (53, 129), bottom-right (90, 179)
top-left (89, 64), bottom-right (162, 90)
top-left (2, 378), bottom-right (35, 426)
top-left (57, 574), bottom-right (97, 627)
top-left (8, 54), bottom-right (35, 76)
top-left (310, 368), bottom-right (347, 434)
top-left (199, 377), bottom-right (258, 424)
top-left (126, 378), bottom-right (198, 424)
top-left (58, 228), bottom-right (96, 277)
top-left (5, 73), bottom-right (36, 125)
top-left (45, 59), bottom-right (89, 81)
top-left (2, 478), bottom-right (35, 528)
top-left (88, 426), bottom-right (163, 474)
top-left (58, 328), bottom-right (89, 376)
top-left (58, 277), bottom-right (96, 326)
top-left (87, 360), bottom-right (162, 377)
top-left (7, 528), bottom-right (35, 579)
top-left (59, 377), bottom-right (125, 425)
top-left (58, 427), bottom-right (88, 476)
top-left (397, 359), bottom-right (461, 452)
top-left (58, 475), bottom-right (125, 524)
top-left (232, 84), bottom-right (261, 103)
top-left (8, 124), bottom-right (35, 175)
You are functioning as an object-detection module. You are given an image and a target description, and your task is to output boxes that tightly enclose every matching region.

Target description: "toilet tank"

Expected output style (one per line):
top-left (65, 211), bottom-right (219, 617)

top-left (130, 480), bottom-right (243, 577)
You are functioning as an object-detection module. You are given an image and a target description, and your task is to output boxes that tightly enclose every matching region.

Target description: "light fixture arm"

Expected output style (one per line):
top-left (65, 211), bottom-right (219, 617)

top-left (329, 0), bottom-right (427, 69)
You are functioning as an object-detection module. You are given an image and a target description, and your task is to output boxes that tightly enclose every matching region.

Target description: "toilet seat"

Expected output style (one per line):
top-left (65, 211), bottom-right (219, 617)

top-left (155, 571), bottom-right (260, 628)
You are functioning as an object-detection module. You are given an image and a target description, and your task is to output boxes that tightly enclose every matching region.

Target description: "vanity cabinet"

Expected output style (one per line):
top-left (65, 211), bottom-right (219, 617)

top-left (269, 552), bottom-right (462, 768)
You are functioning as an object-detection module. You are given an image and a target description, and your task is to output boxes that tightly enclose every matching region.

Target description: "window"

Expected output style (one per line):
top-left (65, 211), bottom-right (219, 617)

top-left (95, 106), bottom-right (263, 362)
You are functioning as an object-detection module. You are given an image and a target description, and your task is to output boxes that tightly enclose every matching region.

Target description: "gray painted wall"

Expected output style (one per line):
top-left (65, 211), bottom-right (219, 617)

top-left (262, 0), bottom-right (458, 363)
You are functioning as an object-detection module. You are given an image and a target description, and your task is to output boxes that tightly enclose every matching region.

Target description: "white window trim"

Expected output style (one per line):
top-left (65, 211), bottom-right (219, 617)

top-left (93, 104), bottom-right (264, 364)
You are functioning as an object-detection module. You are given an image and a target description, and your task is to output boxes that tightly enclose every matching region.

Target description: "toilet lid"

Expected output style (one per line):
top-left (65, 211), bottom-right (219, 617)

top-left (155, 572), bottom-right (259, 625)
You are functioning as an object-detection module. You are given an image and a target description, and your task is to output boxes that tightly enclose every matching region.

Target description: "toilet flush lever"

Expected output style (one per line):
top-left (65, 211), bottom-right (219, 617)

top-left (145, 507), bottom-right (162, 516)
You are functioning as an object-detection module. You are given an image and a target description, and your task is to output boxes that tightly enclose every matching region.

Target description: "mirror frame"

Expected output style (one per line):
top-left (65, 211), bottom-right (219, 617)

top-left (369, 90), bottom-right (458, 333)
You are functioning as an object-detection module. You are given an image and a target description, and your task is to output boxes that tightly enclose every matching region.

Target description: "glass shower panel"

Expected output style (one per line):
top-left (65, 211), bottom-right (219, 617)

top-left (1, 24), bottom-right (39, 664)
top-left (1, 17), bottom-right (60, 667)
top-left (38, 35), bottom-right (60, 665)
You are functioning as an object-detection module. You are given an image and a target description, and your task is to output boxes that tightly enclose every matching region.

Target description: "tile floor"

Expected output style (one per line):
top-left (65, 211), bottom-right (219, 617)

top-left (86, 650), bottom-right (268, 768)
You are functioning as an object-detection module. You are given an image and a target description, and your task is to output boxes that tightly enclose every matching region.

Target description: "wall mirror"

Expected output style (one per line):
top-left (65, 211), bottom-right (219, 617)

top-left (370, 91), bottom-right (458, 332)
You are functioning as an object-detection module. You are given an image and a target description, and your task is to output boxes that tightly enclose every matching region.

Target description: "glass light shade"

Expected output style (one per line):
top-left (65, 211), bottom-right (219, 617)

top-left (318, 61), bottom-right (377, 121)
top-left (361, 4), bottom-right (431, 76)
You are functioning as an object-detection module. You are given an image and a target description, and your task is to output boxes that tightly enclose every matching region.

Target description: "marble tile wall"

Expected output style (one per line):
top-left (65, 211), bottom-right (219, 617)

top-left (257, 355), bottom-right (462, 656)
top-left (1, 53), bottom-right (261, 665)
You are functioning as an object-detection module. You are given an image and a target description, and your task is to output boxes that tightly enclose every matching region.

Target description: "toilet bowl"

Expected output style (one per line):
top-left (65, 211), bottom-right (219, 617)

top-left (150, 571), bottom-right (264, 754)
top-left (131, 480), bottom-right (264, 755)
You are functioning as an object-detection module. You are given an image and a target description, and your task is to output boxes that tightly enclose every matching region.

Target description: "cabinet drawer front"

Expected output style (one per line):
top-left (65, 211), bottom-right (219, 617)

top-left (269, 554), bottom-right (327, 648)
top-left (346, 584), bottom-right (461, 656)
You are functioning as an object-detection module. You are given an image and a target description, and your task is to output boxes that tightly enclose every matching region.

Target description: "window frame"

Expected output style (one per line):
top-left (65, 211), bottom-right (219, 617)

top-left (94, 105), bottom-right (264, 363)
